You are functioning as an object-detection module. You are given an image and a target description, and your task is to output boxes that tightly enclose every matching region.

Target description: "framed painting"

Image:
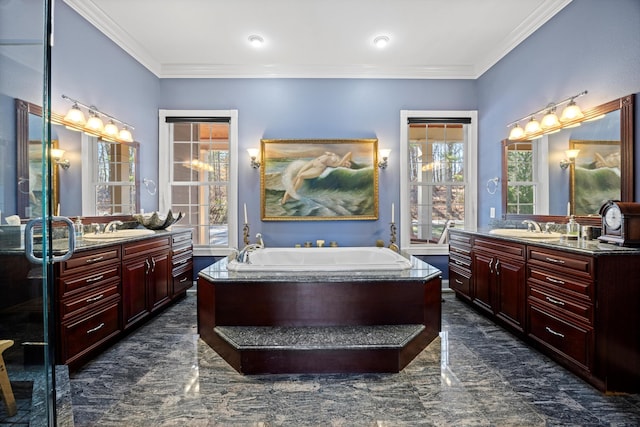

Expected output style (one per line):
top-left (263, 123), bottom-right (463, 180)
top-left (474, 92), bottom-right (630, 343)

top-left (569, 139), bottom-right (621, 215)
top-left (260, 138), bottom-right (379, 221)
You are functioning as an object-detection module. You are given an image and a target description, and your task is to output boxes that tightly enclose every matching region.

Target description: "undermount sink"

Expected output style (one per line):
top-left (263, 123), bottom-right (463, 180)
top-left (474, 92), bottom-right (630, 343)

top-left (489, 229), bottom-right (563, 240)
top-left (83, 229), bottom-right (155, 241)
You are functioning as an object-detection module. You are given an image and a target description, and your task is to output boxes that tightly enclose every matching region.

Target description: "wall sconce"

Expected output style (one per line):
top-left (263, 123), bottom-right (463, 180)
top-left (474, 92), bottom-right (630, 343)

top-left (247, 148), bottom-right (261, 169)
top-left (378, 149), bottom-right (391, 169)
top-left (51, 148), bottom-right (70, 170)
top-left (507, 90), bottom-right (588, 141)
top-left (560, 149), bottom-right (580, 170)
top-left (60, 95), bottom-right (135, 143)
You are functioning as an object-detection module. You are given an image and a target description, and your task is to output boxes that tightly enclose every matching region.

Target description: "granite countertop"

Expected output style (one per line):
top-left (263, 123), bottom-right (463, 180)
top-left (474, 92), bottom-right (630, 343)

top-left (0, 228), bottom-right (189, 256)
top-left (452, 228), bottom-right (640, 256)
top-left (199, 252), bottom-right (442, 283)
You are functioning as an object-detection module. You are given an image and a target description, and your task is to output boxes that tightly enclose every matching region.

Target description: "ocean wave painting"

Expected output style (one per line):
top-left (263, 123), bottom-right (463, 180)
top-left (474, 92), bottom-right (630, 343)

top-left (260, 139), bottom-right (378, 220)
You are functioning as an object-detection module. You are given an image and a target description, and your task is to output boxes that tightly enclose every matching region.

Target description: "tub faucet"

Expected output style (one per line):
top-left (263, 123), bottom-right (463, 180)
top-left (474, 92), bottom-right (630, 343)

top-left (238, 243), bottom-right (262, 263)
top-left (522, 220), bottom-right (542, 232)
top-left (255, 233), bottom-right (264, 247)
top-left (105, 220), bottom-right (123, 233)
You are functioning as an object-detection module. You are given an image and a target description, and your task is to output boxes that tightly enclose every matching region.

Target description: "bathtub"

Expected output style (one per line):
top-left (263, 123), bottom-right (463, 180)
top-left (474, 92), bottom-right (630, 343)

top-left (226, 246), bottom-right (412, 272)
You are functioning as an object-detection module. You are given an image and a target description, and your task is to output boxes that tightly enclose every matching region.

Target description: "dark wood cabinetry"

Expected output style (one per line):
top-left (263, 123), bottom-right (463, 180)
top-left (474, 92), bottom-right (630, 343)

top-left (122, 236), bottom-right (172, 329)
top-left (56, 246), bottom-right (122, 367)
top-left (448, 229), bottom-right (640, 393)
top-left (56, 230), bottom-right (192, 370)
top-left (473, 237), bottom-right (526, 332)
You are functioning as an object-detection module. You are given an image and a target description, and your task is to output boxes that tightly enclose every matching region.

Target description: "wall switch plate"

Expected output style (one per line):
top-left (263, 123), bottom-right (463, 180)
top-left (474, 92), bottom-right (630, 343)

top-left (490, 207), bottom-right (495, 218)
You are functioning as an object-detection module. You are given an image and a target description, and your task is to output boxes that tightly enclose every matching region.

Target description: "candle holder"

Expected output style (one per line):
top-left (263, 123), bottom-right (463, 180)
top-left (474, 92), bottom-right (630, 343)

top-left (243, 223), bottom-right (250, 246)
top-left (389, 222), bottom-right (399, 252)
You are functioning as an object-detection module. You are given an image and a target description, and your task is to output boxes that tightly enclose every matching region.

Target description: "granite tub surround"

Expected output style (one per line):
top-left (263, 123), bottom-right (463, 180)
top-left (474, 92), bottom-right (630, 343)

top-left (68, 293), bottom-right (640, 426)
top-left (198, 254), bottom-right (442, 374)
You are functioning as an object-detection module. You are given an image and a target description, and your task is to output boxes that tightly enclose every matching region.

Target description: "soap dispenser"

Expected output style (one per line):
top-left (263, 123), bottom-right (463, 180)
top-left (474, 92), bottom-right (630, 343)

top-left (566, 215), bottom-right (579, 240)
top-left (74, 217), bottom-right (84, 239)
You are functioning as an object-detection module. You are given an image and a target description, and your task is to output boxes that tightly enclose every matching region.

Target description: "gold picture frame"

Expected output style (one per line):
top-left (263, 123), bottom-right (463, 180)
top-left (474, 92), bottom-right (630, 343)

top-left (569, 139), bottom-right (621, 215)
top-left (260, 138), bottom-right (379, 221)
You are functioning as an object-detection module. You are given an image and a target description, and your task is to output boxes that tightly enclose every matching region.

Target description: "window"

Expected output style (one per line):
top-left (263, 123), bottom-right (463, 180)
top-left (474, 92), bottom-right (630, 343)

top-left (81, 135), bottom-right (139, 215)
top-left (159, 110), bottom-right (238, 256)
top-left (506, 142), bottom-right (536, 214)
top-left (400, 111), bottom-right (477, 255)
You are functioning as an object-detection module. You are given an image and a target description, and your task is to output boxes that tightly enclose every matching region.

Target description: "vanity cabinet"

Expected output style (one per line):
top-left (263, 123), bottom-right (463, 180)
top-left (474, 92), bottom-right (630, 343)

top-left (526, 246), bottom-right (595, 372)
top-left (448, 229), bottom-right (640, 393)
top-left (55, 230), bottom-right (193, 370)
top-left (56, 246), bottom-right (122, 367)
top-left (171, 232), bottom-right (193, 297)
top-left (472, 238), bottom-right (526, 332)
top-left (122, 236), bottom-right (171, 329)
top-left (448, 231), bottom-right (472, 301)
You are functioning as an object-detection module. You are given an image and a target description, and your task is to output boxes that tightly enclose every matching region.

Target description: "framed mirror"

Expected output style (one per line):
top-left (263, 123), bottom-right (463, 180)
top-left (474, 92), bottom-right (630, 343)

top-left (16, 98), bottom-right (59, 218)
top-left (502, 94), bottom-right (635, 224)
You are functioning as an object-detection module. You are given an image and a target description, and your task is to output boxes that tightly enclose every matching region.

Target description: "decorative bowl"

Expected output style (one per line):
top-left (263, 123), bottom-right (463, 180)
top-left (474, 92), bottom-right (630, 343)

top-left (133, 210), bottom-right (184, 230)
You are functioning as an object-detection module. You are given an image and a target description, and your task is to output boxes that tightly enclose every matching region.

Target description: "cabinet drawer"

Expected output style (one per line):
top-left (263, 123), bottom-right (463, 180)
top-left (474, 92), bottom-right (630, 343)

top-left (172, 265), bottom-right (193, 295)
top-left (449, 243), bottom-right (471, 258)
top-left (172, 231), bottom-right (192, 248)
top-left (528, 267), bottom-right (592, 300)
top-left (449, 252), bottom-right (471, 270)
top-left (123, 236), bottom-right (171, 259)
top-left (474, 237), bottom-right (525, 260)
top-left (528, 303), bottom-right (592, 370)
top-left (60, 282), bottom-right (120, 320)
top-left (59, 265), bottom-right (121, 296)
top-left (172, 252), bottom-right (192, 270)
top-left (527, 247), bottom-right (594, 280)
top-left (448, 230), bottom-right (472, 246)
top-left (528, 284), bottom-right (593, 324)
top-left (61, 300), bottom-right (120, 363)
top-left (449, 267), bottom-right (471, 296)
top-left (59, 246), bottom-right (121, 276)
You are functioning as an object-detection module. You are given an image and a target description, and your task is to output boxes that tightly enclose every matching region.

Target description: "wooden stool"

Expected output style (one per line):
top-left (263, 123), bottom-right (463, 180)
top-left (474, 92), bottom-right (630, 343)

top-left (0, 340), bottom-right (17, 417)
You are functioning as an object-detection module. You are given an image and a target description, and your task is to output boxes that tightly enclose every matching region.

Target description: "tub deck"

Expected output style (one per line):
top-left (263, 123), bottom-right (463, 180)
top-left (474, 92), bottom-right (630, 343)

top-left (197, 254), bottom-right (441, 374)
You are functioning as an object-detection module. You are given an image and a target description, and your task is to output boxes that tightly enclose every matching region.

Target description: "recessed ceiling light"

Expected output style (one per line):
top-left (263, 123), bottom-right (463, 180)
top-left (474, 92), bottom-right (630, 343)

top-left (248, 35), bottom-right (264, 48)
top-left (373, 35), bottom-right (389, 48)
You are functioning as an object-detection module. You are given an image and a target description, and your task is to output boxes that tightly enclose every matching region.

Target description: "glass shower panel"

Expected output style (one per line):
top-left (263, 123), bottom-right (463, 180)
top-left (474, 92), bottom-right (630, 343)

top-left (0, 0), bottom-right (56, 425)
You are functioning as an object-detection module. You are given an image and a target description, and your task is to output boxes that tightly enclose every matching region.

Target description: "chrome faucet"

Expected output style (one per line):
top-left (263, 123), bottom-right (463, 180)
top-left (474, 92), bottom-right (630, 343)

top-left (105, 220), bottom-right (123, 233)
top-left (522, 219), bottom-right (542, 232)
top-left (237, 243), bottom-right (262, 263)
top-left (255, 233), bottom-right (264, 247)
top-left (544, 222), bottom-right (556, 233)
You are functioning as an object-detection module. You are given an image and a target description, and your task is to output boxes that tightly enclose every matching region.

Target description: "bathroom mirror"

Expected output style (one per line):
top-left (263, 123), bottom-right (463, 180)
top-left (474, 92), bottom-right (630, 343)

top-left (502, 94), bottom-right (635, 221)
top-left (83, 135), bottom-right (140, 216)
top-left (16, 98), bottom-right (59, 218)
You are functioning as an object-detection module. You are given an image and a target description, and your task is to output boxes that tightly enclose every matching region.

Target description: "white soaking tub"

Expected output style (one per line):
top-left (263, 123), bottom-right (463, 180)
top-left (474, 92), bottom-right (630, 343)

top-left (226, 246), bottom-right (412, 272)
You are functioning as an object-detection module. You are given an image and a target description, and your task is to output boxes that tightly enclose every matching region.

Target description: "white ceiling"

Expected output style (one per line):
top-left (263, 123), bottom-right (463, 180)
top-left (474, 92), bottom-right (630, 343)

top-left (63, 0), bottom-right (571, 79)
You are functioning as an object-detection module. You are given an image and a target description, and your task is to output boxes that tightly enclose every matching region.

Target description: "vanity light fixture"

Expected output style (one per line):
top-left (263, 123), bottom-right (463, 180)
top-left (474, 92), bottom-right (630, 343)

top-left (373, 35), bottom-right (389, 48)
top-left (248, 35), bottom-right (264, 48)
top-left (378, 149), bottom-right (391, 169)
top-left (247, 148), bottom-right (261, 169)
top-left (506, 90), bottom-right (588, 141)
top-left (560, 149), bottom-right (580, 170)
top-left (60, 95), bottom-right (135, 143)
top-left (84, 110), bottom-right (104, 135)
top-left (51, 148), bottom-right (70, 170)
top-left (63, 103), bottom-right (86, 128)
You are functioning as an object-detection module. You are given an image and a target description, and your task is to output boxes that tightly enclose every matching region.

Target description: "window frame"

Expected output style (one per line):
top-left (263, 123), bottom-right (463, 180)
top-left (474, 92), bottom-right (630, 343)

top-left (158, 109), bottom-right (239, 256)
top-left (400, 110), bottom-right (477, 255)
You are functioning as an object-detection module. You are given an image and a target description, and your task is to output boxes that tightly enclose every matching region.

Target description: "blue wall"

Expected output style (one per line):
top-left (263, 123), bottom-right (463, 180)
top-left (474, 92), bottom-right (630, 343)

top-left (50, 2), bottom-right (160, 215)
top-left (159, 78), bottom-right (476, 247)
top-left (8, 0), bottom-right (636, 277)
top-left (477, 0), bottom-right (640, 225)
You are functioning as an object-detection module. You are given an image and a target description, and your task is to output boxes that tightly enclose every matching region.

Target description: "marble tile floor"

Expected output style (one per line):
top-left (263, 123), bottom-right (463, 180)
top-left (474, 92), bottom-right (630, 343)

top-left (68, 292), bottom-right (640, 426)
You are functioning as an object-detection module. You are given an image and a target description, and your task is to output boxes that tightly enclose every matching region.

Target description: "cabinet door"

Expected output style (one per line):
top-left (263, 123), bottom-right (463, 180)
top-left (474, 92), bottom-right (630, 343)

top-left (473, 252), bottom-right (494, 314)
top-left (122, 257), bottom-right (149, 329)
top-left (149, 252), bottom-right (171, 312)
top-left (495, 256), bottom-right (526, 332)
